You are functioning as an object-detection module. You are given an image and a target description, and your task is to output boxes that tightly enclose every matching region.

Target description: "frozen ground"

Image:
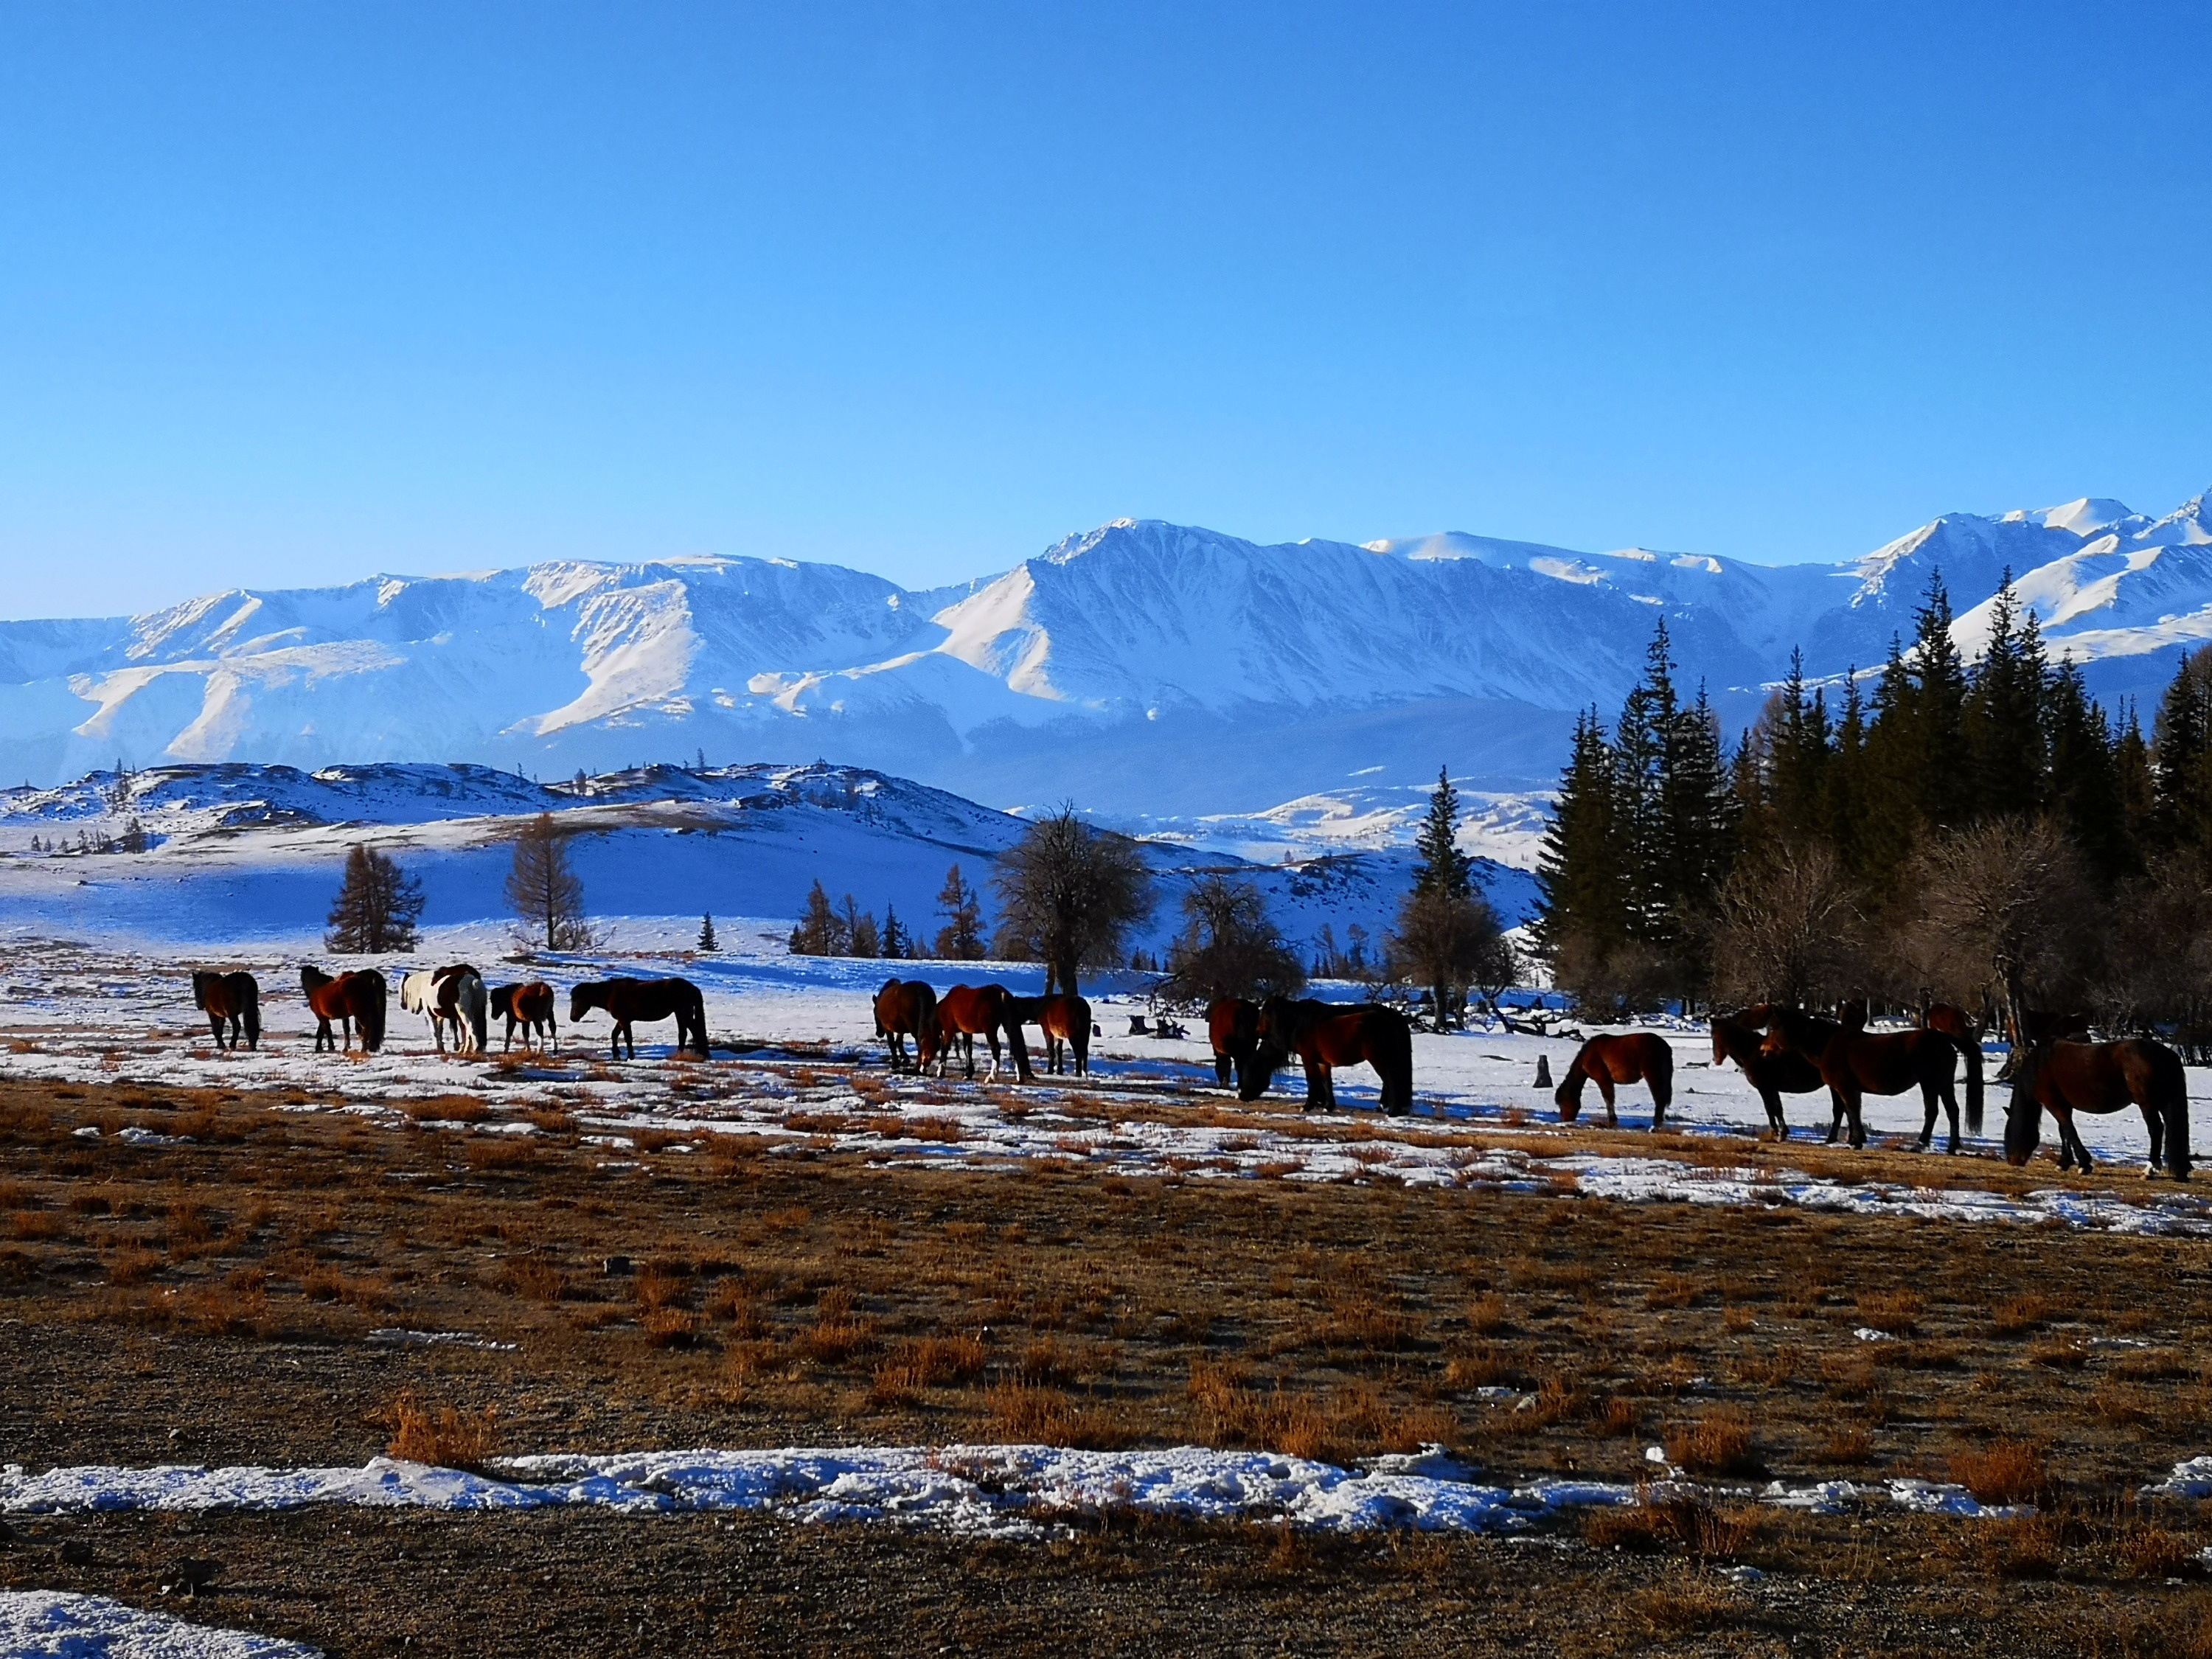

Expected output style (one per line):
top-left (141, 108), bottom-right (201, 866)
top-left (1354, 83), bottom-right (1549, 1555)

top-left (0, 1442), bottom-right (2050, 1540)
top-left (1, 923), bottom-right (2209, 1241)
top-left (0, 1588), bottom-right (321, 1657)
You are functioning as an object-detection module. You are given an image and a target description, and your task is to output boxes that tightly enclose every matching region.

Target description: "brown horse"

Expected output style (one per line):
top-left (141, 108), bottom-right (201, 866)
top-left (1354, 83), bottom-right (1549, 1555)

top-left (874, 978), bottom-right (943, 1074)
top-left (1239, 996), bottom-right (1414, 1116)
top-left (1208, 998), bottom-right (1261, 1091)
top-left (191, 970), bottom-right (260, 1051)
top-left (936, 984), bottom-right (1033, 1082)
top-left (1006, 994), bottom-right (1094, 1077)
top-left (1556, 1033), bottom-right (1674, 1128)
top-left (300, 966), bottom-right (386, 1054)
top-left (490, 981), bottom-right (558, 1051)
top-left (1711, 1012), bottom-right (1826, 1139)
top-left (569, 978), bottom-right (709, 1060)
top-left (1759, 1005), bottom-right (1966, 1152)
top-left (2006, 1038), bottom-right (2191, 1180)
top-left (1916, 1002), bottom-right (1988, 1132)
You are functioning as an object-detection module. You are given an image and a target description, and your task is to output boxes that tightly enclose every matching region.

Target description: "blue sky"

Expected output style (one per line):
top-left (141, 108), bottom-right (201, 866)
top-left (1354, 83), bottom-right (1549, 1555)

top-left (2, 1), bottom-right (2208, 619)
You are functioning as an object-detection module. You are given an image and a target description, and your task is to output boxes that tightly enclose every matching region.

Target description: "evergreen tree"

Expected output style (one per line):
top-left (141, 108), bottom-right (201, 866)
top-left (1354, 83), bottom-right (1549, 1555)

top-left (1909, 571), bottom-right (1971, 830)
top-left (1411, 765), bottom-right (1472, 899)
top-left (932, 864), bottom-right (987, 960)
top-left (846, 898), bottom-right (880, 959)
top-left (698, 912), bottom-right (718, 952)
top-left (1821, 669), bottom-right (1868, 876)
top-left (1857, 633), bottom-right (1924, 882)
top-left (2152, 647), bottom-right (2212, 857)
top-left (1533, 709), bottom-right (1629, 964)
top-left (1611, 622), bottom-right (1680, 942)
top-left (880, 904), bottom-right (908, 960)
top-left (326, 844), bottom-right (425, 954)
top-left (2116, 700), bottom-right (2157, 853)
top-left (1962, 573), bottom-right (2048, 822)
top-left (2042, 659), bottom-right (2133, 885)
top-left (787, 879), bottom-right (848, 955)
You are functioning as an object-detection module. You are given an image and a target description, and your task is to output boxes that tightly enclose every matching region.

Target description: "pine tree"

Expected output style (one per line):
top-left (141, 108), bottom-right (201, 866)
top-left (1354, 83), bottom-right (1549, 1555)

top-left (933, 864), bottom-right (987, 960)
top-left (2042, 658), bottom-right (2132, 885)
top-left (506, 813), bottom-right (594, 950)
top-left (2116, 700), bottom-right (2157, 852)
top-left (2152, 647), bottom-right (2212, 856)
top-left (846, 898), bottom-right (880, 959)
top-left (1412, 765), bottom-right (1472, 899)
top-left (326, 844), bottom-right (425, 954)
top-left (880, 904), bottom-right (908, 960)
top-left (787, 879), bottom-right (847, 955)
top-left (1611, 622), bottom-right (1680, 943)
top-left (1857, 633), bottom-right (1924, 883)
top-left (1910, 571), bottom-right (1971, 830)
top-left (698, 912), bottom-right (718, 952)
top-left (1821, 669), bottom-right (1868, 876)
top-left (1661, 684), bottom-right (1736, 990)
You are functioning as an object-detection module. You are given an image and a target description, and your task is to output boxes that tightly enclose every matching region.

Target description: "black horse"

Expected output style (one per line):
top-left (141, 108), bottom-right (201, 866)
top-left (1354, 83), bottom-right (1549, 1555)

top-left (191, 970), bottom-right (261, 1051)
top-left (569, 978), bottom-right (709, 1059)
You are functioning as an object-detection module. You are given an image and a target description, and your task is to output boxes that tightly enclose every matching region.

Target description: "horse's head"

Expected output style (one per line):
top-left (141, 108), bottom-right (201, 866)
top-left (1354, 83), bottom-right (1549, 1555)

top-left (1240, 996), bottom-right (1300, 1101)
top-left (2003, 1042), bottom-right (2051, 1167)
top-left (570, 982), bottom-right (602, 1023)
top-left (300, 965), bottom-right (330, 997)
top-left (192, 971), bottom-right (210, 1012)
top-left (490, 984), bottom-right (516, 1019)
top-left (1554, 1044), bottom-right (1586, 1120)
top-left (1708, 1017), bottom-right (1735, 1066)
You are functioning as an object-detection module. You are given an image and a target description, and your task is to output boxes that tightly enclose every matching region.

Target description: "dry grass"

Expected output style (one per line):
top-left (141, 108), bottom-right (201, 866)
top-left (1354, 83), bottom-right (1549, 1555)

top-left (383, 1391), bottom-right (501, 1471)
top-left (1949, 1439), bottom-right (2050, 1506)
top-left (1663, 1408), bottom-right (1762, 1477)
top-left (1854, 1289), bottom-right (1922, 1336)
top-left (1585, 1495), bottom-right (1761, 1562)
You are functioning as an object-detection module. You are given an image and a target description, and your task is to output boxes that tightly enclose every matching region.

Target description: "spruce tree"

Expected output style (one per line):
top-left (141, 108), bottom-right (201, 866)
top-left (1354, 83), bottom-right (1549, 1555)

top-left (933, 864), bottom-right (987, 960)
top-left (2043, 659), bottom-right (2132, 885)
top-left (1963, 574), bottom-right (2048, 822)
top-left (1822, 670), bottom-right (1868, 877)
top-left (1412, 765), bottom-right (1472, 898)
top-left (2152, 647), bottom-right (2212, 856)
top-left (880, 905), bottom-right (908, 960)
top-left (1910, 571), bottom-right (1971, 830)
top-left (1612, 621), bottom-right (1680, 945)
top-left (1533, 709), bottom-right (1627, 963)
top-left (698, 912), bottom-right (718, 952)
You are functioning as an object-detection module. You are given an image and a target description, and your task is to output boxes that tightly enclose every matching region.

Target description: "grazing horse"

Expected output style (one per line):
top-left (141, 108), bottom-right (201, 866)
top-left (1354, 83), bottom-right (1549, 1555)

top-left (1006, 994), bottom-right (1095, 1077)
top-left (2006, 1038), bottom-right (2191, 1180)
top-left (1915, 1002), bottom-right (1988, 1132)
top-left (873, 978), bottom-right (943, 1074)
top-left (490, 981), bottom-right (558, 1051)
top-left (935, 984), bottom-right (1032, 1082)
top-left (400, 966), bottom-right (490, 1055)
top-left (190, 970), bottom-right (260, 1052)
top-left (1207, 997), bottom-right (1261, 1091)
top-left (1711, 1012), bottom-right (1826, 1139)
top-left (1555, 1033), bottom-right (1674, 1129)
top-left (1759, 1005), bottom-right (1966, 1152)
top-left (1239, 996), bottom-right (1414, 1115)
top-left (300, 966), bottom-right (386, 1054)
top-left (570, 978), bottom-right (709, 1060)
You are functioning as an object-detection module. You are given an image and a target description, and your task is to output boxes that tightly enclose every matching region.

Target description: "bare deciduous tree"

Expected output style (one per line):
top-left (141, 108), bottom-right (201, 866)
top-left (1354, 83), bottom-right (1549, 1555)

top-left (991, 806), bottom-right (1155, 998)
top-left (1164, 874), bottom-right (1305, 1004)
top-left (1893, 818), bottom-right (2100, 1037)
top-left (1390, 885), bottom-right (1509, 1029)
top-left (1711, 839), bottom-right (1864, 1009)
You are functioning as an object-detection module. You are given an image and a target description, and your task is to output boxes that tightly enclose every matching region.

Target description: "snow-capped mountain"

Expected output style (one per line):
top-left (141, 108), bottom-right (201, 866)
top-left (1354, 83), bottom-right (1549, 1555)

top-left (4, 491), bottom-right (2209, 819)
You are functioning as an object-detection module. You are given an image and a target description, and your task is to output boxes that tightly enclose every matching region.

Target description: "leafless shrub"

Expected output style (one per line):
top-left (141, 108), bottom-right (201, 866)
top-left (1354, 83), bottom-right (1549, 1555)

top-left (385, 1391), bottom-right (501, 1470)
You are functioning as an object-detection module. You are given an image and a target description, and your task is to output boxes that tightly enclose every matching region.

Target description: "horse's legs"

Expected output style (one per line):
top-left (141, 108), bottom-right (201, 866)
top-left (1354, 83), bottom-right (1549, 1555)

top-left (1215, 1051), bottom-right (1233, 1088)
top-left (208, 1015), bottom-right (225, 1051)
top-left (2142, 1103), bottom-right (2163, 1178)
top-left (1842, 1084), bottom-right (1866, 1150)
top-left (1759, 1085), bottom-right (1787, 1140)
top-left (1595, 1071), bottom-right (1617, 1128)
top-left (984, 1031), bottom-right (1001, 1083)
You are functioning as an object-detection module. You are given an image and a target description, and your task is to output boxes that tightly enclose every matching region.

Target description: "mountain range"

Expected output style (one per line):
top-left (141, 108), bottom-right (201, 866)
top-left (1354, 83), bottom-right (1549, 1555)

top-left (3, 491), bottom-right (2207, 823)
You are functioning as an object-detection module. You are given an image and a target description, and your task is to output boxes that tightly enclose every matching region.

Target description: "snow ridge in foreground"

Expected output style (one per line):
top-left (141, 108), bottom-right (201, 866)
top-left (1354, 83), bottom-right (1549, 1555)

top-left (0, 1445), bottom-right (2031, 1538)
top-left (0, 1589), bottom-right (320, 1657)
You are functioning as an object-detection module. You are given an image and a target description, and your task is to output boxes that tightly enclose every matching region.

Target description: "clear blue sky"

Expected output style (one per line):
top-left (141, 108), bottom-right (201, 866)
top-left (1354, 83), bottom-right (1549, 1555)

top-left (3, 1), bottom-right (2208, 619)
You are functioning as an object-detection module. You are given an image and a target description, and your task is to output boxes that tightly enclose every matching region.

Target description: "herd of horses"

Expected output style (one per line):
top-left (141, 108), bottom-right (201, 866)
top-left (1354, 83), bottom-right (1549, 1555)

top-left (187, 967), bottom-right (709, 1060)
top-left (185, 961), bottom-right (2191, 1180)
top-left (1560, 1001), bottom-right (2191, 1180)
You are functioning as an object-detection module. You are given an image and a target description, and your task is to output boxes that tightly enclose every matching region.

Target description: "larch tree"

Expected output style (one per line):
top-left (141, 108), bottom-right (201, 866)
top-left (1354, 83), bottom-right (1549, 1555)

top-left (326, 844), bottom-right (425, 955)
top-left (506, 812), bottom-right (594, 951)
top-left (932, 865), bottom-right (987, 960)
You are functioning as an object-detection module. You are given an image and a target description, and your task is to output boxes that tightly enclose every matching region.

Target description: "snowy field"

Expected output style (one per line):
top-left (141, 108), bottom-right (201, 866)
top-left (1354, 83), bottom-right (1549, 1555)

top-left (1, 920), bottom-right (2208, 1239)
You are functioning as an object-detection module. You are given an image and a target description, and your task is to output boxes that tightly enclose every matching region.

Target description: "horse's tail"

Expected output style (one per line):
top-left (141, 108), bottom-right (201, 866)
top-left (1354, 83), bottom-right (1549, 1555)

top-left (1646, 1037), bottom-right (1674, 1112)
top-left (241, 977), bottom-right (261, 1049)
top-left (1378, 1009), bottom-right (1415, 1116)
top-left (2152, 1042), bottom-right (2191, 1180)
top-left (361, 971), bottom-right (386, 1053)
top-left (467, 975), bottom-right (489, 1052)
top-left (684, 984), bottom-right (708, 1055)
top-left (1953, 1029), bottom-right (1984, 1135)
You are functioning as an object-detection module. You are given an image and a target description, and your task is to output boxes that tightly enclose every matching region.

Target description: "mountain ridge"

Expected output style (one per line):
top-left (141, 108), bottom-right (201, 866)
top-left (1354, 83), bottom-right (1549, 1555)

top-left (4, 490), bottom-right (2209, 814)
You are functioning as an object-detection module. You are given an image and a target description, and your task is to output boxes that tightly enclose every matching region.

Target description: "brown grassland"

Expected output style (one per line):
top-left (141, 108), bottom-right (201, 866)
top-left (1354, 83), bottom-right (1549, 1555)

top-left (5, 1071), bottom-right (2212, 1655)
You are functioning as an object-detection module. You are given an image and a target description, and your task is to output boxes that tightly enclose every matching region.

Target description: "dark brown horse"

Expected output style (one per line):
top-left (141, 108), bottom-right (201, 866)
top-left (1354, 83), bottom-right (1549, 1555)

top-left (874, 978), bottom-right (943, 1074)
top-left (191, 970), bottom-right (260, 1051)
top-left (490, 981), bottom-right (558, 1051)
top-left (300, 966), bottom-right (386, 1054)
top-left (1711, 1012), bottom-right (1826, 1139)
top-left (2006, 1038), bottom-right (2191, 1180)
top-left (1239, 996), bottom-right (1414, 1116)
top-left (1006, 994), bottom-right (1094, 1077)
top-left (1556, 1033), bottom-right (1674, 1128)
top-left (1208, 998), bottom-right (1261, 1091)
top-left (1916, 1002), bottom-right (1988, 1131)
top-left (936, 983), bottom-right (1032, 1082)
top-left (569, 978), bottom-right (709, 1060)
top-left (1759, 1005), bottom-right (1966, 1152)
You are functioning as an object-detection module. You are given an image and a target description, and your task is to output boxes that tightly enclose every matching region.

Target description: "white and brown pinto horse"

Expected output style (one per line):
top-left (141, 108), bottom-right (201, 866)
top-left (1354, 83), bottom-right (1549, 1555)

top-left (400, 964), bottom-right (490, 1054)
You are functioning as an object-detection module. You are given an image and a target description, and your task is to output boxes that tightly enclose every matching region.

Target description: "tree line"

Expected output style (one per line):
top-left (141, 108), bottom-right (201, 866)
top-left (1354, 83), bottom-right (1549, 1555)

top-left (1534, 577), bottom-right (2212, 1055)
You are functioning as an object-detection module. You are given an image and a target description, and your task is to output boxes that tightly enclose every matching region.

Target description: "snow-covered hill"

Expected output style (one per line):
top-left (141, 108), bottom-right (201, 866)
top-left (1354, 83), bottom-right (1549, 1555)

top-left (4, 490), bottom-right (2208, 813)
top-left (0, 761), bottom-right (1541, 957)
